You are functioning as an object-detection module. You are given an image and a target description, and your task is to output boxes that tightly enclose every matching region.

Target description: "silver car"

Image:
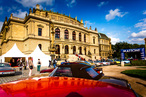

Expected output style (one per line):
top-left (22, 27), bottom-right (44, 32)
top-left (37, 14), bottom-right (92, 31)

top-left (0, 63), bottom-right (16, 75)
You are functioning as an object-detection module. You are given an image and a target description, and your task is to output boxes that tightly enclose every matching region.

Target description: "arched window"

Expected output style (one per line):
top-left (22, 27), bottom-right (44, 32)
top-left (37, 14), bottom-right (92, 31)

top-left (72, 31), bottom-right (76, 40)
top-left (64, 29), bottom-right (69, 39)
top-left (55, 28), bottom-right (60, 38)
top-left (55, 45), bottom-right (60, 54)
top-left (79, 33), bottom-right (81, 41)
top-left (38, 28), bottom-right (42, 36)
top-left (79, 47), bottom-right (82, 54)
top-left (73, 46), bottom-right (76, 54)
top-left (84, 34), bottom-right (86, 42)
top-left (38, 44), bottom-right (42, 50)
top-left (65, 45), bottom-right (69, 54)
top-left (84, 47), bottom-right (86, 55)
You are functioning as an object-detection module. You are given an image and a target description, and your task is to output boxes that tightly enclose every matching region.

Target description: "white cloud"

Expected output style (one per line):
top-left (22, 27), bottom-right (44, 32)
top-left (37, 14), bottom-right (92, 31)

top-left (66, 0), bottom-right (76, 7)
top-left (128, 38), bottom-right (144, 44)
top-left (98, 1), bottom-right (108, 7)
top-left (107, 33), bottom-right (121, 45)
top-left (15, 0), bottom-right (55, 7)
top-left (105, 9), bottom-right (128, 21)
top-left (130, 30), bottom-right (146, 38)
top-left (110, 37), bottom-right (120, 45)
top-left (13, 10), bottom-right (28, 18)
top-left (143, 10), bottom-right (146, 15)
top-left (7, 8), bottom-right (12, 12)
top-left (135, 18), bottom-right (146, 30)
top-left (84, 21), bottom-right (95, 28)
top-left (101, 28), bottom-right (105, 31)
top-left (0, 21), bottom-right (3, 31)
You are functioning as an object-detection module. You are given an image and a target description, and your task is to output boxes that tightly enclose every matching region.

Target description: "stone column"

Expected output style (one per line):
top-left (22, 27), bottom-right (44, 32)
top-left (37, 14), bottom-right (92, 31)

top-left (46, 24), bottom-right (49, 37)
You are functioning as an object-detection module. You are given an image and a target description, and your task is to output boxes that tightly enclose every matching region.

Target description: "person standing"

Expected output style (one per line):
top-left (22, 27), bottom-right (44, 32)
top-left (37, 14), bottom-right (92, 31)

top-left (10, 58), bottom-right (15, 67)
top-left (23, 58), bottom-right (27, 70)
top-left (28, 57), bottom-right (34, 76)
top-left (20, 58), bottom-right (23, 70)
top-left (37, 59), bottom-right (41, 71)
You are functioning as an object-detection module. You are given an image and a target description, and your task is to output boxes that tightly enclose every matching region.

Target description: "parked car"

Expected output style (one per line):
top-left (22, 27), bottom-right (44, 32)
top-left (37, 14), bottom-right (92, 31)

top-left (88, 60), bottom-right (96, 67)
top-left (94, 60), bottom-right (103, 66)
top-left (40, 62), bottom-right (102, 74)
top-left (0, 62), bottom-right (138, 97)
top-left (102, 61), bottom-right (110, 65)
top-left (0, 76), bottom-right (138, 97)
top-left (0, 63), bottom-right (16, 76)
top-left (50, 62), bottom-right (103, 79)
top-left (121, 60), bottom-right (130, 64)
top-left (108, 59), bottom-right (115, 65)
top-left (114, 59), bottom-right (121, 64)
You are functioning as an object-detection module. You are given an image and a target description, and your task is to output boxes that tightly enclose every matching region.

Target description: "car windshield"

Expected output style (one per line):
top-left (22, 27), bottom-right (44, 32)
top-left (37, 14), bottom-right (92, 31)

top-left (53, 67), bottom-right (73, 77)
top-left (0, 63), bottom-right (10, 67)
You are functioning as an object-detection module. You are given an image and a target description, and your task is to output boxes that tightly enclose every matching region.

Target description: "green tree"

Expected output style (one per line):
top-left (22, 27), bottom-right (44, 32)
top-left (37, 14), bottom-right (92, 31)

top-left (112, 42), bottom-right (145, 59)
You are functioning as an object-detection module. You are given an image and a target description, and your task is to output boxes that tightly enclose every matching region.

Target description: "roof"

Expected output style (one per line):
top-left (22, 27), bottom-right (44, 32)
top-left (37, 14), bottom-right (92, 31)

top-left (1, 43), bottom-right (26, 58)
top-left (98, 33), bottom-right (109, 40)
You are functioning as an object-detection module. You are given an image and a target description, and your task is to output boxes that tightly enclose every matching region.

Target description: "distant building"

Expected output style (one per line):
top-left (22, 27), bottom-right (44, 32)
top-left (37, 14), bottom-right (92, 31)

top-left (0, 4), bottom-right (112, 60)
top-left (98, 33), bottom-right (112, 59)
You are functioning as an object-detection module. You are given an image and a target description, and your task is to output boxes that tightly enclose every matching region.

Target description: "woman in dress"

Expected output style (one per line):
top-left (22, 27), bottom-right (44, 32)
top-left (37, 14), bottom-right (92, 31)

top-left (28, 57), bottom-right (34, 76)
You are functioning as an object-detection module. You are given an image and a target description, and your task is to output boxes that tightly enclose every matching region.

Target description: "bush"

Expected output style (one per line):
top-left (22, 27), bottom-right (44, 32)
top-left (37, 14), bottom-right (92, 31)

top-left (130, 60), bottom-right (146, 66)
top-left (121, 70), bottom-right (146, 80)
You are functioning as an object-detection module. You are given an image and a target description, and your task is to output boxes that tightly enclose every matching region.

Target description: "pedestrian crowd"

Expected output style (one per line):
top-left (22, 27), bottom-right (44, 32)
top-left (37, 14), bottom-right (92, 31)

top-left (9, 57), bottom-right (70, 76)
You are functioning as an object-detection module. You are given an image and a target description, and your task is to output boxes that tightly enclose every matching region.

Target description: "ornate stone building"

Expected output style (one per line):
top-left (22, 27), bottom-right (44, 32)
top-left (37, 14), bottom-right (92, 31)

top-left (0, 4), bottom-right (112, 60)
top-left (98, 33), bottom-right (112, 59)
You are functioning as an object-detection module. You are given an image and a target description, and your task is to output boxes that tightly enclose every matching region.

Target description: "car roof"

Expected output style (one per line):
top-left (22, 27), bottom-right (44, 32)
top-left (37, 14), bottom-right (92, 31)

top-left (0, 77), bottom-right (136, 97)
top-left (58, 62), bottom-right (102, 80)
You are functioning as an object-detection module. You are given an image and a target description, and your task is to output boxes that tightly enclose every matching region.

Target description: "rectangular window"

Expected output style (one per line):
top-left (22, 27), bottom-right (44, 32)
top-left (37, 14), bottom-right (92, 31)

top-left (38, 28), bottom-right (42, 36)
top-left (94, 49), bottom-right (96, 54)
top-left (84, 34), bottom-right (86, 42)
top-left (93, 38), bottom-right (95, 44)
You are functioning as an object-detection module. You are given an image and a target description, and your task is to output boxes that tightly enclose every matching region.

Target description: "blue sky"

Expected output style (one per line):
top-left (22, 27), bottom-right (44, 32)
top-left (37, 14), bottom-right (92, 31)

top-left (0, 0), bottom-right (146, 45)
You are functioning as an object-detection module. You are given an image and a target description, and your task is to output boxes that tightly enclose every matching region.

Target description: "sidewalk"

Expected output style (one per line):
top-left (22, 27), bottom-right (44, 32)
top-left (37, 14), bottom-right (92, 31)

top-left (101, 65), bottom-right (146, 97)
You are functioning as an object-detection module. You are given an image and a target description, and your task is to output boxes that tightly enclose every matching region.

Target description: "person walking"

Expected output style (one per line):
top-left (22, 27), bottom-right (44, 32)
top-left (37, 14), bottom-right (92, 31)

top-left (28, 57), bottom-right (34, 76)
top-left (37, 59), bottom-right (41, 71)
top-left (53, 58), bottom-right (57, 68)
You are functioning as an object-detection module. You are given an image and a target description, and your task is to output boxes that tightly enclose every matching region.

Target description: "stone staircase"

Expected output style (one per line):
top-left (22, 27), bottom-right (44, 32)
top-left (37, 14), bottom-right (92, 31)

top-left (67, 54), bottom-right (91, 62)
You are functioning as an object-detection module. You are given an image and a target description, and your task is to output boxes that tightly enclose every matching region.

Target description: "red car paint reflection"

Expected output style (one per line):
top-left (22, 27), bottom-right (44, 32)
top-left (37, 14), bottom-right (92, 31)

top-left (0, 77), bottom-right (136, 97)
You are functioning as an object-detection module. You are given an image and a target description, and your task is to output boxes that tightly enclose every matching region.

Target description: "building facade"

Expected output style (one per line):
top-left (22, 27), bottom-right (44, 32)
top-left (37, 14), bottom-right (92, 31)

top-left (0, 4), bottom-right (112, 60)
top-left (98, 33), bottom-right (112, 59)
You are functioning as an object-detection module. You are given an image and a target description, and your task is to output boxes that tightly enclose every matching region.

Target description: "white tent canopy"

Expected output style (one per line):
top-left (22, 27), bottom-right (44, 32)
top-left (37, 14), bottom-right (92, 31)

top-left (0, 43), bottom-right (27, 62)
top-left (28, 46), bottom-right (51, 67)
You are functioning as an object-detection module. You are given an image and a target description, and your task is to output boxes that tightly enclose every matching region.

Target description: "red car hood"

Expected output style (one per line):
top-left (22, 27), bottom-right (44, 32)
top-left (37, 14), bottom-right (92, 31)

top-left (0, 77), bottom-right (136, 97)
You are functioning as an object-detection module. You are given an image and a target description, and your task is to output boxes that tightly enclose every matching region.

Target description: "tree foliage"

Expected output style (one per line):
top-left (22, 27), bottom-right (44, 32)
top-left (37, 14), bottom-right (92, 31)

top-left (112, 42), bottom-right (145, 58)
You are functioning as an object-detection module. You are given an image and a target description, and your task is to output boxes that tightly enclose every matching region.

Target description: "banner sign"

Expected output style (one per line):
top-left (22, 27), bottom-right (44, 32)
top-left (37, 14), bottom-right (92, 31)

top-left (121, 48), bottom-right (145, 60)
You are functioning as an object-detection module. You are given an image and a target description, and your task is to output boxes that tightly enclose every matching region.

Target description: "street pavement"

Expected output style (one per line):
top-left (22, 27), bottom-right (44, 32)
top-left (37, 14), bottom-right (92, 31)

top-left (0, 66), bottom-right (51, 84)
top-left (101, 65), bottom-right (146, 97)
